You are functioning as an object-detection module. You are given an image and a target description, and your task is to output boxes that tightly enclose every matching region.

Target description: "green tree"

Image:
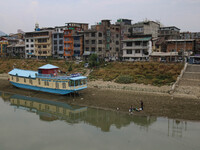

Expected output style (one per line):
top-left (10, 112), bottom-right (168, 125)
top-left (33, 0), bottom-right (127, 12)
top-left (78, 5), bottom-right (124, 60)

top-left (89, 54), bottom-right (99, 68)
top-left (68, 65), bottom-right (72, 72)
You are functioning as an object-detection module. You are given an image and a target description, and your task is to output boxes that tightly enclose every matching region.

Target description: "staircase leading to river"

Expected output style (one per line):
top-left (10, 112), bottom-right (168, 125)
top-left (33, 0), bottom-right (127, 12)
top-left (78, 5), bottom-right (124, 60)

top-left (175, 64), bottom-right (200, 98)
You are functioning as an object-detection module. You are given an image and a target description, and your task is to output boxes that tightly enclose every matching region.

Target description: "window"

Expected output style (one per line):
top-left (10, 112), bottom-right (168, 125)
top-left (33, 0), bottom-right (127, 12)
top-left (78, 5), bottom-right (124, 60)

top-left (127, 50), bottom-right (132, 54)
top-left (31, 50), bottom-right (34, 53)
top-left (62, 83), bottom-right (66, 88)
top-left (116, 48), bottom-right (119, 51)
top-left (26, 39), bottom-right (29, 42)
top-left (31, 44), bottom-right (34, 47)
top-left (92, 47), bottom-right (95, 51)
top-left (11, 76), bottom-right (13, 80)
top-left (116, 41), bottom-right (119, 45)
top-left (116, 34), bottom-right (119, 38)
top-left (143, 42), bottom-right (148, 46)
top-left (54, 34), bottom-right (57, 38)
top-left (92, 40), bottom-right (95, 44)
top-left (26, 45), bottom-right (29, 48)
top-left (44, 81), bottom-right (49, 86)
top-left (126, 42), bottom-right (132, 47)
top-left (98, 40), bottom-right (102, 44)
top-left (98, 32), bottom-right (102, 37)
top-left (91, 32), bottom-right (96, 37)
top-left (38, 45), bottom-right (41, 48)
top-left (31, 39), bottom-right (34, 42)
top-left (86, 40), bottom-right (89, 44)
top-left (59, 40), bottom-right (63, 44)
top-left (135, 41), bottom-right (140, 46)
top-left (59, 34), bottom-right (63, 38)
top-left (43, 45), bottom-right (47, 48)
top-left (86, 47), bottom-right (89, 51)
top-left (26, 50), bottom-right (29, 53)
top-left (54, 40), bottom-right (57, 44)
top-left (85, 33), bottom-right (89, 37)
top-left (24, 78), bottom-right (26, 83)
top-left (54, 46), bottom-right (57, 50)
top-left (43, 51), bottom-right (47, 54)
top-left (98, 47), bottom-right (102, 51)
top-left (135, 50), bottom-right (140, 53)
top-left (59, 46), bottom-right (63, 51)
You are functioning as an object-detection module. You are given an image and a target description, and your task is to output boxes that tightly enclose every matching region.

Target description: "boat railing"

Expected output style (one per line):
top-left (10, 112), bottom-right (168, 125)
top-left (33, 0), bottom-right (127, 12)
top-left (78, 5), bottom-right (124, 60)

top-left (37, 73), bottom-right (83, 80)
top-left (37, 74), bottom-right (71, 80)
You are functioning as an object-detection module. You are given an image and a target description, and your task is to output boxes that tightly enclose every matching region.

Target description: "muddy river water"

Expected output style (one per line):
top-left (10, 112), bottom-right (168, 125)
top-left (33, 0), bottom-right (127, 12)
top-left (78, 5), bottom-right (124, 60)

top-left (0, 91), bottom-right (200, 150)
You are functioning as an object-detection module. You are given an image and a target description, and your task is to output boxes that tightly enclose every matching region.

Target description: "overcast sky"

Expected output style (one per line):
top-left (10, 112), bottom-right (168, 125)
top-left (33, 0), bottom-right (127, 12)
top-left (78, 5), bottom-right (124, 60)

top-left (0, 0), bottom-right (200, 34)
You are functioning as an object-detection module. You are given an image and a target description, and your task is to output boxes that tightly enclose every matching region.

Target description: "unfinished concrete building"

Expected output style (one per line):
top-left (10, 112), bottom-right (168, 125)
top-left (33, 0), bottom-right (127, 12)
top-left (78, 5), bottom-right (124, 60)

top-left (131, 21), bottom-right (160, 38)
top-left (158, 26), bottom-right (180, 39)
top-left (84, 20), bottom-right (121, 61)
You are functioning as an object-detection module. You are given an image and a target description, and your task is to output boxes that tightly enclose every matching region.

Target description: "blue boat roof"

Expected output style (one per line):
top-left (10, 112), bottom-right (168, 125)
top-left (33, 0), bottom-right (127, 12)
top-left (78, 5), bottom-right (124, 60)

top-left (39, 64), bottom-right (59, 69)
top-left (69, 76), bottom-right (87, 80)
top-left (8, 68), bottom-right (38, 78)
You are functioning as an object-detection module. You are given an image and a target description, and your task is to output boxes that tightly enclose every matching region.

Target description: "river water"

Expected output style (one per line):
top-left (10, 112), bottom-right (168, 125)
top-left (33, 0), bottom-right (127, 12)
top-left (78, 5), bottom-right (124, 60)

top-left (0, 91), bottom-right (200, 150)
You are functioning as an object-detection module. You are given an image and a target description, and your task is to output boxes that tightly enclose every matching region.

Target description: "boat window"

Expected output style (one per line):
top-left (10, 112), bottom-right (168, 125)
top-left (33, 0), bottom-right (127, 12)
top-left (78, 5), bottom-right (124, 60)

top-left (75, 80), bottom-right (79, 86)
top-left (38, 79), bottom-right (41, 85)
top-left (44, 81), bottom-right (49, 86)
top-left (24, 78), bottom-right (26, 83)
top-left (69, 80), bottom-right (74, 87)
top-left (62, 83), bottom-right (66, 88)
top-left (29, 79), bottom-right (32, 85)
top-left (16, 77), bottom-right (19, 82)
top-left (11, 76), bottom-right (13, 80)
top-left (56, 82), bottom-right (59, 89)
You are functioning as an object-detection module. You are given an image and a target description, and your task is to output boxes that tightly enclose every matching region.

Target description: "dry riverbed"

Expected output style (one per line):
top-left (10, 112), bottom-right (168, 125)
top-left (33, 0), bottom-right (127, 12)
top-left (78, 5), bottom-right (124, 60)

top-left (0, 78), bottom-right (200, 121)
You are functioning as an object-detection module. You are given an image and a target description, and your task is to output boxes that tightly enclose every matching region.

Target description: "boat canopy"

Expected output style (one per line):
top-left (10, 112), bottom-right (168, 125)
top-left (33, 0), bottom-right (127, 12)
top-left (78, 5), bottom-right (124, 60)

top-left (8, 68), bottom-right (38, 78)
top-left (38, 64), bottom-right (59, 69)
top-left (69, 76), bottom-right (87, 81)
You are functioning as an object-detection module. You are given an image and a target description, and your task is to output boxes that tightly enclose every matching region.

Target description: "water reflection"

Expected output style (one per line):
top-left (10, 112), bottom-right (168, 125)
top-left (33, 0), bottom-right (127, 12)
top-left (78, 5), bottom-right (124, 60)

top-left (168, 119), bottom-right (187, 138)
top-left (0, 91), bottom-right (157, 132)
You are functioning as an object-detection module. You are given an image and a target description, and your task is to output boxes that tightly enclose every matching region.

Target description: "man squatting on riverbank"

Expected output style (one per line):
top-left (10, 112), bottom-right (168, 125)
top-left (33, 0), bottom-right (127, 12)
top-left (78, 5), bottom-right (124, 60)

top-left (129, 101), bottom-right (143, 113)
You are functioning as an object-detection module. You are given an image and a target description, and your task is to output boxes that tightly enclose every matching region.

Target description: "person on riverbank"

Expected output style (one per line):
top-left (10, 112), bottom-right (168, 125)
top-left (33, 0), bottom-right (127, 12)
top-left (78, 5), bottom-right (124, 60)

top-left (141, 101), bottom-right (143, 110)
top-left (129, 105), bottom-right (133, 114)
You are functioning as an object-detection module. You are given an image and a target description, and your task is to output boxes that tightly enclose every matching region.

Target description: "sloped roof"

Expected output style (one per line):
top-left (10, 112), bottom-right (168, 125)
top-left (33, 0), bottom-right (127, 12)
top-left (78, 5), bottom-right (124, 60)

top-left (38, 64), bottom-right (59, 69)
top-left (122, 37), bottom-right (151, 42)
top-left (8, 68), bottom-right (38, 78)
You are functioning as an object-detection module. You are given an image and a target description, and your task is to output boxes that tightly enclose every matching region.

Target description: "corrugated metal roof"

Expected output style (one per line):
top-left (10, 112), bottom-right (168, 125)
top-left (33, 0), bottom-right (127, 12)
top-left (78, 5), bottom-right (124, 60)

top-left (38, 64), bottom-right (59, 69)
top-left (69, 76), bottom-right (87, 81)
top-left (8, 68), bottom-right (38, 78)
top-left (122, 37), bottom-right (151, 42)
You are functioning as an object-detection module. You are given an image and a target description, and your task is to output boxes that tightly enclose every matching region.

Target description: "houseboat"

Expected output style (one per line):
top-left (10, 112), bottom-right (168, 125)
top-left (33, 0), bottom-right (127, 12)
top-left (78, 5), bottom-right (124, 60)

top-left (8, 64), bottom-right (87, 95)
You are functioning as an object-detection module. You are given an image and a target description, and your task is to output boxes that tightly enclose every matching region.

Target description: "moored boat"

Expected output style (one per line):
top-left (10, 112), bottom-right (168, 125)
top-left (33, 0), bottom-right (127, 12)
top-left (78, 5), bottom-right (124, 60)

top-left (8, 64), bottom-right (87, 95)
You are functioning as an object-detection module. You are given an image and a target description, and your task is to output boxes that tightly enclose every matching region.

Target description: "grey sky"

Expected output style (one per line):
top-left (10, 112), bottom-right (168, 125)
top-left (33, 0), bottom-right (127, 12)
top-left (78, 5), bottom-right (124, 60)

top-left (0, 0), bottom-right (200, 34)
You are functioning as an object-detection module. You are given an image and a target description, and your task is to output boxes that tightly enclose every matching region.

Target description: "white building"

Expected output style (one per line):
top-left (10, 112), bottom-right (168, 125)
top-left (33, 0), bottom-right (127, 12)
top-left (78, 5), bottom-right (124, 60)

top-left (25, 33), bottom-right (35, 58)
top-left (122, 37), bottom-right (152, 61)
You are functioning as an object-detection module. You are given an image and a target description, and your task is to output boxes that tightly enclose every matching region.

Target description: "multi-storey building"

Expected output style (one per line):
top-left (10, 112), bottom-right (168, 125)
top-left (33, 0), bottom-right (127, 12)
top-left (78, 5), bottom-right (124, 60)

top-left (131, 21), bottom-right (160, 38)
top-left (122, 37), bottom-right (152, 61)
top-left (52, 26), bottom-right (65, 59)
top-left (25, 32), bottom-right (35, 58)
top-left (63, 23), bottom-right (88, 60)
top-left (85, 20), bottom-right (121, 61)
top-left (158, 26), bottom-right (180, 39)
top-left (180, 32), bottom-right (200, 54)
top-left (0, 37), bottom-right (8, 57)
top-left (25, 30), bottom-right (53, 59)
top-left (7, 40), bottom-right (25, 58)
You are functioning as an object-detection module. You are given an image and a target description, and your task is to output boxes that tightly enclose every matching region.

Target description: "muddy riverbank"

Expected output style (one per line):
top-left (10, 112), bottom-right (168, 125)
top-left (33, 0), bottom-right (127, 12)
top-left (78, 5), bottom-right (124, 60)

top-left (0, 79), bottom-right (200, 121)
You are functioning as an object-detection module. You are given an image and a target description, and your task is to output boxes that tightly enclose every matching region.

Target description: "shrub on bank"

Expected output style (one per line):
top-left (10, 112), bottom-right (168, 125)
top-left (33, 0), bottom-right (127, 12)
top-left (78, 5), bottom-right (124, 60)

top-left (115, 75), bottom-right (133, 84)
